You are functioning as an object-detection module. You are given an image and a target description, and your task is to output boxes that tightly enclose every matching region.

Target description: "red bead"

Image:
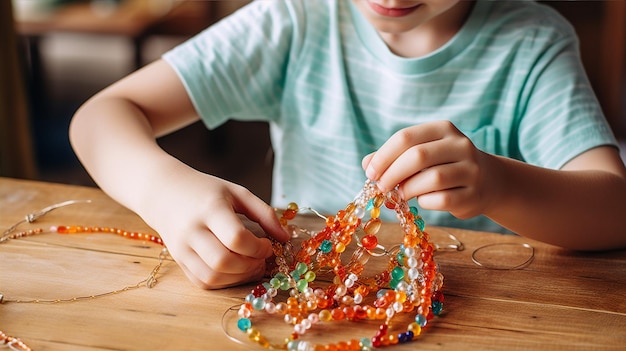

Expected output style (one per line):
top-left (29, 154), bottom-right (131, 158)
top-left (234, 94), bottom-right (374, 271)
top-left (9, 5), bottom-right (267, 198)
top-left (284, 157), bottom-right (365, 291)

top-left (372, 336), bottom-right (382, 348)
top-left (361, 235), bottom-right (378, 250)
top-left (251, 284), bottom-right (266, 298)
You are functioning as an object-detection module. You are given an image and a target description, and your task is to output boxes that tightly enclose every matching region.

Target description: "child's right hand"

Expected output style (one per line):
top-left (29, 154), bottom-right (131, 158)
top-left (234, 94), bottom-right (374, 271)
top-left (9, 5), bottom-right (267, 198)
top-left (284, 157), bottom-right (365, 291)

top-left (140, 167), bottom-right (290, 289)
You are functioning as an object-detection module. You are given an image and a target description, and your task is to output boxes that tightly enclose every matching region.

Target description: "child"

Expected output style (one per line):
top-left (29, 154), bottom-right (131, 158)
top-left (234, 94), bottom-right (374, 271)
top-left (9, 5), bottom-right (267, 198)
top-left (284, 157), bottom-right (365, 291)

top-left (69, 0), bottom-right (626, 289)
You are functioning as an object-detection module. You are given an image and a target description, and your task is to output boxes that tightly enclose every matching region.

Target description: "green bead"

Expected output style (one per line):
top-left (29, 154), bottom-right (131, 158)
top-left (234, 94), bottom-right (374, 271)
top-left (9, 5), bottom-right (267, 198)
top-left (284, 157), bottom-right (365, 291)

top-left (391, 266), bottom-right (405, 281)
top-left (409, 206), bottom-right (419, 217)
top-left (396, 252), bottom-right (404, 265)
top-left (296, 262), bottom-right (308, 275)
top-left (269, 278), bottom-right (281, 289)
top-left (304, 271), bottom-right (316, 282)
top-left (296, 279), bottom-right (308, 292)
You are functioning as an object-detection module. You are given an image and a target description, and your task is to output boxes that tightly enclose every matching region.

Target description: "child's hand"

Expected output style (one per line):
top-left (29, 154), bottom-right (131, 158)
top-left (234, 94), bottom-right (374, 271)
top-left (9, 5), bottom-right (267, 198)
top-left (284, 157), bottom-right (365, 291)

top-left (141, 170), bottom-right (290, 289)
top-left (362, 120), bottom-right (495, 220)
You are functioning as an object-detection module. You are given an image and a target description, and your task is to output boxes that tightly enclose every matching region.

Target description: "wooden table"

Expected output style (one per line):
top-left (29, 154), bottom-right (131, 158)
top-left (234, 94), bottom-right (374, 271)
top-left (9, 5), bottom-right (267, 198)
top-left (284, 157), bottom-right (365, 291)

top-left (1, 178), bottom-right (625, 350)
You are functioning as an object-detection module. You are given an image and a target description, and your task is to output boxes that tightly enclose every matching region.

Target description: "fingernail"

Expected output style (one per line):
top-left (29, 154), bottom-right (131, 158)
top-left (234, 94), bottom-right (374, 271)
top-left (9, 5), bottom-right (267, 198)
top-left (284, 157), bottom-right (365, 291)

top-left (365, 165), bottom-right (376, 180)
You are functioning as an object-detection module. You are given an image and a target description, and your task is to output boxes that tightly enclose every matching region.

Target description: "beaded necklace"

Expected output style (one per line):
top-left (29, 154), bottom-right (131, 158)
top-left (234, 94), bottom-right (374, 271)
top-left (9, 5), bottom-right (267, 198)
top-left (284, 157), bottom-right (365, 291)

top-left (233, 180), bottom-right (444, 350)
top-left (0, 200), bottom-right (169, 351)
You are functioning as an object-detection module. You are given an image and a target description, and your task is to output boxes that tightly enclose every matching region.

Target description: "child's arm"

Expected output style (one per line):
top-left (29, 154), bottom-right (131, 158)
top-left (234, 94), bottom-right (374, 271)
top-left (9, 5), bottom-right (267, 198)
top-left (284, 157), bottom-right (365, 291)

top-left (69, 59), bottom-right (289, 289)
top-left (363, 120), bottom-right (626, 251)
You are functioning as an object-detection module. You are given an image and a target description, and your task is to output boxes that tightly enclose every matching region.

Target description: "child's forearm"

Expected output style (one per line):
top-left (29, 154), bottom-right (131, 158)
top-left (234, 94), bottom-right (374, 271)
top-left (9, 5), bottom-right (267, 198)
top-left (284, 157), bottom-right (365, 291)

top-left (484, 154), bottom-right (626, 251)
top-left (69, 96), bottom-right (189, 214)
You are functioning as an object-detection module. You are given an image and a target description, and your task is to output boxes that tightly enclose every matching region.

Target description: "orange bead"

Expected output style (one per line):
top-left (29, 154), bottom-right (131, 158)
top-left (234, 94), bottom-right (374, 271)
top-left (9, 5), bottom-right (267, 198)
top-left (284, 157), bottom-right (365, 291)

top-left (366, 306), bottom-right (377, 319)
top-left (354, 285), bottom-right (370, 297)
top-left (363, 218), bottom-right (382, 236)
top-left (282, 208), bottom-right (297, 220)
top-left (331, 308), bottom-right (345, 320)
top-left (361, 234), bottom-right (378, 250)
top-left (347, 339), bottom-right (361, 351)
top-left (373, 194), bottom-right (385, 208)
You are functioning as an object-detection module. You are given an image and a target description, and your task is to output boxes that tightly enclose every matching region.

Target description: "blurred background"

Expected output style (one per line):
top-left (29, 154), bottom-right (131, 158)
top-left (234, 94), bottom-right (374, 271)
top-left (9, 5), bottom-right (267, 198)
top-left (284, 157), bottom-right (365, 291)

top-left (2, 0), bottom-right (626, 204)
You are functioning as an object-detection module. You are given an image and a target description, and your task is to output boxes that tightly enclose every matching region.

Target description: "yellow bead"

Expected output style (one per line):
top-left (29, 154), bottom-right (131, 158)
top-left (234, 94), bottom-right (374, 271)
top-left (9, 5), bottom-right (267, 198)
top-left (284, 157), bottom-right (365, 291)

top-left (370, 207), bottom-right (380, 219)
top-left (247, 327), bottom-right (260, 339)
top-left (335, 242), bottom-right (346, 253)
top-left (319, 309), bottom-right (332, 322)
top-left (408, 322), bottom-right (422, 336)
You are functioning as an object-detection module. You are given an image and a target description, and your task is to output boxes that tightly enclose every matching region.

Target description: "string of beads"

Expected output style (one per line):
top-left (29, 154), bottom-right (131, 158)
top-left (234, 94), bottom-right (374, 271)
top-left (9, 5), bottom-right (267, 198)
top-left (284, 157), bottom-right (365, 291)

top-left (1, 331), bottom-right (31, 351)
top-left (235, 180), bottom-right (444, 350)
top-left (0, 200), bottom-right (169, 350)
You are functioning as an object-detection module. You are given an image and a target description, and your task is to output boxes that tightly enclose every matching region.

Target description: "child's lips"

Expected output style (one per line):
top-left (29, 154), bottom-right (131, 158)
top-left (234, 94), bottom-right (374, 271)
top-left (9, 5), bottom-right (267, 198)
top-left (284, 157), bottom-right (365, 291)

top-left (368, 1), bottom-right (421, 17)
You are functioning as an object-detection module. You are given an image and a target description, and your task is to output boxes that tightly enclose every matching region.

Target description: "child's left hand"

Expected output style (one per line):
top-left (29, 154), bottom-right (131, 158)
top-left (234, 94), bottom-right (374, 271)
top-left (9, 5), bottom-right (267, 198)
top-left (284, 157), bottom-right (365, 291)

top-left (362, 120), bottom-right (496, 219)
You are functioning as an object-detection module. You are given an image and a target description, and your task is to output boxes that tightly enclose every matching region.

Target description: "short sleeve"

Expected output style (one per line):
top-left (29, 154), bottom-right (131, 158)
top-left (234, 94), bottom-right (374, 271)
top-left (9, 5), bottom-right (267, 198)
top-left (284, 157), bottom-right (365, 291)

top-left (162, 1), bottom-right (298, 129)
top-left (514, 9), bottom-right (617, 169)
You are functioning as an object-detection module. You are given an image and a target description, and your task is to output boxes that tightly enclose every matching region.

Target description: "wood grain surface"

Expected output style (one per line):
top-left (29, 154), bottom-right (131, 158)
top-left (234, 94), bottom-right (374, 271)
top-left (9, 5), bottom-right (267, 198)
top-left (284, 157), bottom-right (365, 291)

top-left (1, 177), bottom-right (624, 350)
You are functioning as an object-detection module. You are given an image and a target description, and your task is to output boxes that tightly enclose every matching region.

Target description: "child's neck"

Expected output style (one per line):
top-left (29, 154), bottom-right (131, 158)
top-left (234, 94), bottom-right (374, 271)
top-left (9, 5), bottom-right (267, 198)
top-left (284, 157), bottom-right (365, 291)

top-left (379, 1), bottom-right (474, 58)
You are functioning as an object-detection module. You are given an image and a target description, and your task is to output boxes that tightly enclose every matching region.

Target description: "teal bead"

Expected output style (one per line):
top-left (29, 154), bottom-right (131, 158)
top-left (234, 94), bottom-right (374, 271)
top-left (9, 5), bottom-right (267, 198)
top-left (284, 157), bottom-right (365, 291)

top-left (366, 198), bottom-right (375, 211)
top-left (415, 217), bottom-right (425, 231)
top-left (416, 313), bottom-right (428, 327)
top-left (320, 240), bottom-right (333, 253)
top-left (290, 270), bottom-right (300, 280)
top-left (391, 266), bottom-right (405, 281)
top-left (432, 301), bottom-right (443, 316)
top-left (389, 279), bottom-right (399, 290)
top-left (409, 206), bottom-right (419, 217)
top-left (237, 318), bottom-right (251, 331)
top-left (360, 337), bottom-right (373, 348)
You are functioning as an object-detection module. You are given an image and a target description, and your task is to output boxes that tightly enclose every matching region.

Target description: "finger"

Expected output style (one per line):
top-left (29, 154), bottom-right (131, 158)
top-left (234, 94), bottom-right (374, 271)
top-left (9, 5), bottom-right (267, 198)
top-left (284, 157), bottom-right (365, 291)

top-left (399, 159), bottom-right (474, 199)
top-left (230, 186), bottom-right (290, 242)
top-left (377, 138), bottom-right (461, 192)
top-left (188, 228), bottom-right (268, 274)
top-left (205, 205), bottom-right (274, 259)
top-left (365, 122), bottom-right (451, 184)
top-left (417, 187), bottom-right (480, 219)
top-left (361, 152), bottom-right (375, 171)
top-left (178, 256), bottom-right (265, 290)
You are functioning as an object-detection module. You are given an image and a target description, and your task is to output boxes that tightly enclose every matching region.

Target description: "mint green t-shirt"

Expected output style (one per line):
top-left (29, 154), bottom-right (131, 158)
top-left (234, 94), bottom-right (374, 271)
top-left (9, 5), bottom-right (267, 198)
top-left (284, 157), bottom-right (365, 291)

top-left (163, 0), bottom-right (617, 233)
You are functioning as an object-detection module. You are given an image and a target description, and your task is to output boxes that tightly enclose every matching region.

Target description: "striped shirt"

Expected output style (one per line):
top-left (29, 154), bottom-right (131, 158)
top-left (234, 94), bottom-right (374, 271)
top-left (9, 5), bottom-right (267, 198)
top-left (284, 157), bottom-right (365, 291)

top-left (163, 0), bottom-right (617, 233)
